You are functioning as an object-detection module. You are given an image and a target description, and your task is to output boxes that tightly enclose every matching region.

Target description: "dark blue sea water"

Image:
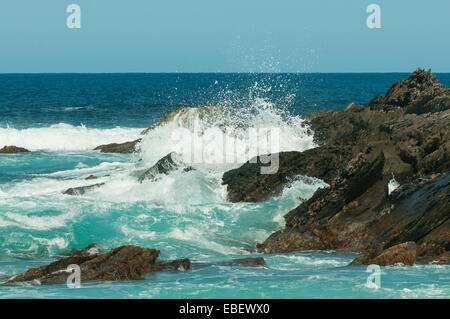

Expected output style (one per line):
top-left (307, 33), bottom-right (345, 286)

top-left (2, 73), bottom-right (449, 128)
top-left (0, 73), bottom-right (449, 298)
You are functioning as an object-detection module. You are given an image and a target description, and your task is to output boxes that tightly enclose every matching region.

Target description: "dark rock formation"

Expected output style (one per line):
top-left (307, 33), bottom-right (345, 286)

top-left (138, 152), bottom-right (193, 183)
top-left (0, 145), bottom-right (30, 154)
top-left (94, 139), bottom-right (141, 154)
top-left (7, 244), bottom-right (190, 285)
top-left (351, 242), bottom-right (416, 266)
top-left (222, 146), bottom-right (351, 202)
top-left (258, 169), bottom-right (449, 265)
top-left (63, 183), bottom-right (105, 195)
top-left (366, 68), bottom-right (450, 114)
top-left (221, 68), bottom-right (450, 265)
top-left (193, 257), bottom-right (267, 268)
top-left (85, 175), bottom-right (98, 180)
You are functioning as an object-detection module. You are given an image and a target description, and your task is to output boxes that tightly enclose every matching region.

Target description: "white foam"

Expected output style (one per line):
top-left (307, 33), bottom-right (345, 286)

top-left (0, 123), bottom-right (143, 151)
top-left (388, 175), bottom-right (400, 195)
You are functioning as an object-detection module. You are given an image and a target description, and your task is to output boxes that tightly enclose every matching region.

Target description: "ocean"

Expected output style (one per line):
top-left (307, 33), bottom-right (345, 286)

top-left (0, 73), bottom-right (449, 298)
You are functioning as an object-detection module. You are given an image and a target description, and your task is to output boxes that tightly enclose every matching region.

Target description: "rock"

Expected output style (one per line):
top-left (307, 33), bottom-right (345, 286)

top-left (59, 243), bottom-right (99, 257)
top-left (366, 68), bottom-right (447, 113)
top-left (351, 242), bottom-right (416, 266)
top-left (7, 244), bottom-right (190, 285)
top-left (222, 145), bottom-right (352, 202)
top-left (94, 139), bottom-right (141, 153)
top-left (85, 175), bottom-right (98, 180)
top-left (257, 152), bottom-right (386, 253)
top-left (259, 170), bottom-right (449, 264)
top-left (63, 183), bottom-right (105, 195)
top-left (138, 152), bottom-right (193, 183)
top-left (194, 257), bottom-right (267, 268)
top-left (93, 106), bottom-right (227, 153)
top-left (141, 106), bottom-right (227, 134)
top-left (228, 257), bottom-right (267, 267)
top-left (344, 102), bottom-right (356, 111)
top-left (0, 145), bottom-right (30, 153)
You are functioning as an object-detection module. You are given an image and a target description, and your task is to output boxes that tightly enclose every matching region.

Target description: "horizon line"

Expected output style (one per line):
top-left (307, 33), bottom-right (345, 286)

top-left (1, 71), bottom-right (450, 75)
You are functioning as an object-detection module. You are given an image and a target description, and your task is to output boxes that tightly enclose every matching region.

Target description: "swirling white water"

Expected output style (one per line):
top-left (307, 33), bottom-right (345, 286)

top-left (0, 98), bottom-right (449, 299)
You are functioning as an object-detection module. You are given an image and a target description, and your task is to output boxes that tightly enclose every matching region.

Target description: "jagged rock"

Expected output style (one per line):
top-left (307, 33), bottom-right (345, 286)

top-left (94, 139), bottom-right (141, 153)
top-left (85, 175), bottom-right (98, 180)
top-left (0, 145), bottom-right (30, 154)
top-left (7, 244), bottom-right (190, 285)
top-left (222, 145), bottom-right (352, 202)
top-left (351, 242), bottom-right (416, 266)
top-left (258, 170), bottom-right (449, 264)
top-left (63, 183), bottom-right (105, 195)
top-left (194, 257), bottom-right (267, 268)
top-left (227, 257), bottom-right (267, 267)
top-left (138, 152), bottom-right (193, 183)
top-left (367, 68), bottom-right (448, 113)
top-left (141, 106), bottom-right (227, 134)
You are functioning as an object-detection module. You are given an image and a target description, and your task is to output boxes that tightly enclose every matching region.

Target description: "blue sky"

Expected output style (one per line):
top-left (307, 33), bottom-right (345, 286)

top-left (0, 0), bottom-right (449, 73)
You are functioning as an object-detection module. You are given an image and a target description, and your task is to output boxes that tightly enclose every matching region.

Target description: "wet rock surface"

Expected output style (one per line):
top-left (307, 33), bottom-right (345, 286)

top-left (94, 139), bottom-right (141, 154)
top-left (62, 183), bottom-right (105, 195)
top-left (0, 145), bottom-right (30, 153)
top-left (138, 152), bottom-right (193, 183)
top-left (94, 106), bottom-right (227, 153)
top-left (223, 69), bottom-right (449, 265)
top-left (7, 244), bottom-right (191, 285)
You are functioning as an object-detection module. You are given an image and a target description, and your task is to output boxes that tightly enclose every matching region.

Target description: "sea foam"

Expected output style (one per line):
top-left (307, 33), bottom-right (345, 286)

top-left (0, 123), bottom-right (142, 151)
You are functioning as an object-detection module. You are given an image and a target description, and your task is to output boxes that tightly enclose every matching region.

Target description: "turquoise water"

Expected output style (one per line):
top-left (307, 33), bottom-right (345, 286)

top-left (1, 74), bottom-right (449, 298)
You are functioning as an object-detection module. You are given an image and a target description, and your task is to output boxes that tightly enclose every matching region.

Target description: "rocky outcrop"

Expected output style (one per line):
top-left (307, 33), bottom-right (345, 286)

top-left (85, 175), bottom-right (98, 180)
top-left (222, 145), bottom-right (352, 202)
top-left (351, 242), bottom-right (416, 266)
top-left (366, 68), bottom-right (449, 114)
top-left (94, 106), bottom-right (227, 153)
top-left (7, 244), bottom-right (190, 285)
top-left (63, 183), bottom-right (105, 195)
top-left (221, 68), bottom-right (450, 264)
top-left (194, 257), bottom-right (267, 268)
top-left (0, 145), bottom-right (30, 153)
top-left (94, 139), bottom-right (141, 154)
top-left (257, 169), bottom-right (449, 265)
top-left (141, 105), bottom-right (227, 134)
top-left (138, 152), bottom-right (193, 183)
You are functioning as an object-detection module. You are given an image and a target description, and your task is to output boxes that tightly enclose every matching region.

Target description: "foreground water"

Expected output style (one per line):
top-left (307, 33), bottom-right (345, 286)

top-left (0, 74), bottom-right (449, 298)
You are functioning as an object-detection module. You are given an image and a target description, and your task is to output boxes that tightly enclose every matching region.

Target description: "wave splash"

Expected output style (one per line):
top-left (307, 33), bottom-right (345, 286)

top-left (0, 123), bottom-right (142, 151)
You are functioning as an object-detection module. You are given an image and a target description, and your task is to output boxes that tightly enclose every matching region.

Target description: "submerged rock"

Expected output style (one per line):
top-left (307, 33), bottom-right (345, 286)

top-left (7, 244), bottom-right (190, 285)
top-left (193, 257), bottom-right (267, 269)
top-left (94, 139), bottom-right (141, 154)
top-left (0, 145), bottom-right (30, 154)
top-left (138, 152), bottom-right (193, 183)
top-left (63, 183), bottom-right (105, 195)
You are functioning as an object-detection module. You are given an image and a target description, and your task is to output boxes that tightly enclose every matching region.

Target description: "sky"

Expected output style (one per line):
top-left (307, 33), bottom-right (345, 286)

top-left (0, 0), bottom-right (449, 73)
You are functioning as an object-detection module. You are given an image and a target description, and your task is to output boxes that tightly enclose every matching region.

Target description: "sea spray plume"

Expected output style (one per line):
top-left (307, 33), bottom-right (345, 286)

top-left (138, 100), bottom-right (315, 174)
top-left (0, 124), bottom-right (142, 152)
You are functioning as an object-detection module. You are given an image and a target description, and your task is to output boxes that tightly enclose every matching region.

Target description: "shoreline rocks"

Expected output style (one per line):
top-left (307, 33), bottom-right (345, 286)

top-left (94, 139), bottom-right (141, 154)
top-left (138, 152), bottom-right (193, 183)
top-left (222, 68), bottom-right (449, 265)
top-left (7, 244), bottom-right (191, 285)
top-left (0, 145), bottom-right (30, 154)
top-left (5, 243), bottom-right (268, 285)
top-left (94, 106), bottom-right (227, 153)
top-left (63, 183), bottom-right (105, 195)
